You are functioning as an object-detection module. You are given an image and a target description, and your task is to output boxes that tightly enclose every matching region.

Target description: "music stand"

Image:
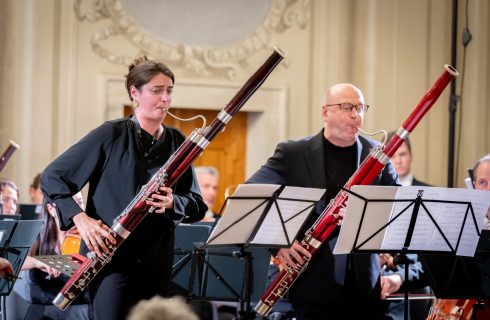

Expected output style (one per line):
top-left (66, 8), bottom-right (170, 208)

top-left (419, 229), bottom-right (490, 317)
top-left (0, 219), bottom-right (43, 320)
top-left (19, 204), bottom-right (41, 220)
top-left (334, 185), bottom-right (490, 320)
top-left (170, 224), bottom-right (212, 297)
top-left (199, 184), bottom-right (325, 319)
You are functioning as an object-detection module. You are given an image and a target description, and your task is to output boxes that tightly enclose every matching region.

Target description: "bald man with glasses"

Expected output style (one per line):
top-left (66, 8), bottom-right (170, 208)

top-left (247, 83), bottom-right (415, 319)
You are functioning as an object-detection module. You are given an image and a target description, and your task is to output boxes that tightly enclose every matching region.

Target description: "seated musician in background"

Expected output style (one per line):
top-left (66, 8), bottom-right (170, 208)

top-left (195, 166), bottom-right (220, 221)
top-left (247, 83), bottom-right (401, 319)
top-left (473, 153), bottom-right (490, 229)
top-left (387, 131), bottom-right (430, 187)
top-left (0, 178), bottom-right (20, 215)
top-left (41, 56), bottom-right (207, 320)
top-left (7, 193), bottom-right (89, 320)
top-left (29, 173), bottom-right (44, 205)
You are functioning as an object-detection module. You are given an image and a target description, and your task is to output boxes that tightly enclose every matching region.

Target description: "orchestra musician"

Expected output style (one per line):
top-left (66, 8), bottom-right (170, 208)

top-left (0, 178), bottom-right (20, 215)
top-left (7, 193), bottom-right (89, 320)
top-left (247, 83), bottom-right (406, 319)
top-left (195, 166), bottom-right (220, 222)
top-left (473, 154), bottom-right (490, 228)
top-left (41, 56), bottom-right (207, 320)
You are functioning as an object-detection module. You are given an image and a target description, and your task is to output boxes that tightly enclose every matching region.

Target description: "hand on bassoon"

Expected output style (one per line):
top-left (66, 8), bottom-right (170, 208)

top-left (145, 186), bottom-right (174, 214)
top-left (275, 240), bottom-right (312, 270)
top-left (72, 212), bottom-right (116, 258)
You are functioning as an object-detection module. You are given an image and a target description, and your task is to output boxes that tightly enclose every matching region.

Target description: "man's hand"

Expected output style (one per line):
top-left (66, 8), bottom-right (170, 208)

top-left (72, 212), bottom-right (116, 257)
top-left (275, 240), bottom-right (312, 269)
top-left (380, 274), bottom-right (403, 299)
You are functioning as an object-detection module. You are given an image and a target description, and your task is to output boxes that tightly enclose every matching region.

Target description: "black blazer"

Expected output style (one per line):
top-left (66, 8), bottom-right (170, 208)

top-left (247, 130), bottom-right (398, 305)
top-left (412, 177), bottom-right (430, 186)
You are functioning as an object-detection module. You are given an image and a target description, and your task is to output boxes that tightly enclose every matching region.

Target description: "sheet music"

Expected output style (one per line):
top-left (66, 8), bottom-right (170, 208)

top-left (334, 186), bottom-right (490, 257)
top-left (252, 186), bottom-right (326, 246)
top-left (205, 184), bottom-right (325, 247)
top-left (206, 184), bottom-right (279, 246)
top-left (334, 186), bottom-right (398, 254)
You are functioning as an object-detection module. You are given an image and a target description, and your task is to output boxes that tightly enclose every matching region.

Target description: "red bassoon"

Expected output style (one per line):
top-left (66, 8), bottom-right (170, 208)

top-left (53, 47), bottom-right (286, 310)
top-left (254, 64), bottom-right (459, 316)
top-left (0, 140), bottom-right (20, 172)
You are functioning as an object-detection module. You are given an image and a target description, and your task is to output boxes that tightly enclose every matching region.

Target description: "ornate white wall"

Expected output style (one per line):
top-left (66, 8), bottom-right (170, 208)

top-left (1, 0), bottom-right (489, 202)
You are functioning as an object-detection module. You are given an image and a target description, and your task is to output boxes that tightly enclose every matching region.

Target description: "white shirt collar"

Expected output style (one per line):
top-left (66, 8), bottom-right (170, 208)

top-left (399, 174), bottom-right (414, 187)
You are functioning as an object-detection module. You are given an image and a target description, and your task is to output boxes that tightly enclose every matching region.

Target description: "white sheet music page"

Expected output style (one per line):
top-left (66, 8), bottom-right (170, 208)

top-left (334, 185), bottom-right (490, 256)
top-left (251, 186), bottom-right (326, 246)
top-left (205, 184), bottom-right (280, 246)
top-left (334, 185), bottom-right (398, 254)
top-left (382, 187), bottom-right (490, 256)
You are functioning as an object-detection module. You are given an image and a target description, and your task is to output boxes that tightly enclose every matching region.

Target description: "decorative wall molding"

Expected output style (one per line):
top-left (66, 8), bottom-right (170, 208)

top-left (74, 0), bottom-right (310, 78)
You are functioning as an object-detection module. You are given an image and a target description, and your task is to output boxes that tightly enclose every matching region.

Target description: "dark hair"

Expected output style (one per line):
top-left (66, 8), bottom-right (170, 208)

top-left (34, 198), bottom-right (59, 255)
top-left (386, 131), bottom-right (412, 154)
top-left (472, 153), bottom-right (490, 183)
top-left (125, 56), bottom-right (175, 101)
top-left (30, 173), bottom-right (41, 189)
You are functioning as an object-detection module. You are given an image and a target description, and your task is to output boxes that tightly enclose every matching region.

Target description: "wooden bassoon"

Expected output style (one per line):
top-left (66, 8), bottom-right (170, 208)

top-left (0, 140), bottom-right (20, 172)
top-left (53, 47), bottom-right (286, 310)
top-left (255, 64), bottom-right (459, 316)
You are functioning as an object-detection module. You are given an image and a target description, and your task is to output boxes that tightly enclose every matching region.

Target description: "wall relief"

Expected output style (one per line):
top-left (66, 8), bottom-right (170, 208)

top-left (74, 0), bottom-right (310, 78)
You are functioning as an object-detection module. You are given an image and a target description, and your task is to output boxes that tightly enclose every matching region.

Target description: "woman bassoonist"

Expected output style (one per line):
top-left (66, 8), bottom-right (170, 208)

top-left (255, 64), bottom-right (459, 316)
top-left (53, 47), bottom-right (286, 310)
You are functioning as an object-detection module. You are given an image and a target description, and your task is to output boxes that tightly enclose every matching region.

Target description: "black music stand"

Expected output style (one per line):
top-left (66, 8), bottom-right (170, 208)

top-left (0, 219), bottom-right (43, 320)
top-left (334, 185), bottom-right (488, 320)
top-left (170, 224), bottom-right (270, 320)
top-left (170, 224), bottom-right (212, 297)
top-left (419, 230), bottom-right (490, 317)
top-left (194, 184), bottom-right (325, 320)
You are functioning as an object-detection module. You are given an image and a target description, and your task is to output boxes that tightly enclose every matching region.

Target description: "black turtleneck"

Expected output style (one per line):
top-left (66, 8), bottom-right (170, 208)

top-left (322, 137), bottom-right (357, 200)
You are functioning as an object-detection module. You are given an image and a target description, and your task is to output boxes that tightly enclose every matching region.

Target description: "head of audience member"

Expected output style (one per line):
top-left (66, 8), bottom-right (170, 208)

top-left (127, 295), bottom-right (198, 320)
top-left (473, 154), bottom-right (490, 191)
top-left (387, 131), bottom-right (413, 180)
top-left (0, 179), bottom-right (19, 215)
top-left (37, 192), bottom-right (84, 255)
top-left (321, 83), bottom-right (368, 147)
top-left (195, 166), bottom-right (219, 213)
top-left (28, 173), bottom-right (44, 205)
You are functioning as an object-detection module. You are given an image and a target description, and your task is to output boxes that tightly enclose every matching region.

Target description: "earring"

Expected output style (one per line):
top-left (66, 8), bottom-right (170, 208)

top-left (132, 100), bottom-right (139, 108)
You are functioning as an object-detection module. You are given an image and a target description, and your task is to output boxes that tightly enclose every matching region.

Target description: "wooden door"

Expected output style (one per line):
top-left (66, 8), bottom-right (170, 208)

top-left (124, 107), bottom-right (247, 214)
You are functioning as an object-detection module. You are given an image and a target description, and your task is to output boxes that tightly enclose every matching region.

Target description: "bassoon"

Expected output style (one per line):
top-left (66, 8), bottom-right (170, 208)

top-left (254, 65), bottom-right (459, 316)
top-left (53, 47), bottom-right (286, 310)
top-left (0, 140), bottom-right (20, 172)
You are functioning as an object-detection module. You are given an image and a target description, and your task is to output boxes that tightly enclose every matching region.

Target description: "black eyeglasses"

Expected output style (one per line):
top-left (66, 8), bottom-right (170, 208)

top-left (325, 103), bottom-right (370, 114)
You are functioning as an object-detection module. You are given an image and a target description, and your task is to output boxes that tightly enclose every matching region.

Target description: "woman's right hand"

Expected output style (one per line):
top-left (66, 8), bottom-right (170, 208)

top-left (72, 212), bottom-right (116, 257)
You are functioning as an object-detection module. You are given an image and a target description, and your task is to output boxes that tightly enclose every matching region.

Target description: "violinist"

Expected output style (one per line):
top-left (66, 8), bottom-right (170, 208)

top-left (7, 193), bottom-right (88, 319)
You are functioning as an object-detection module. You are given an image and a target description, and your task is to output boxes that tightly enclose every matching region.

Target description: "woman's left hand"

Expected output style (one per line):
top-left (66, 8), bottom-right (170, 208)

top-left (146, 186), bottom-right (174, 214)
top-left (27, 256), bottom-right (60, 278)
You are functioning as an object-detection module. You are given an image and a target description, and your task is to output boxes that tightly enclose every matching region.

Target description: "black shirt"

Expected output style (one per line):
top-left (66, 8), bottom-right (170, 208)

top-left (323, 136), bottom-right (357, 200)
top-left (41, 117), bottom-right (207, 266)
